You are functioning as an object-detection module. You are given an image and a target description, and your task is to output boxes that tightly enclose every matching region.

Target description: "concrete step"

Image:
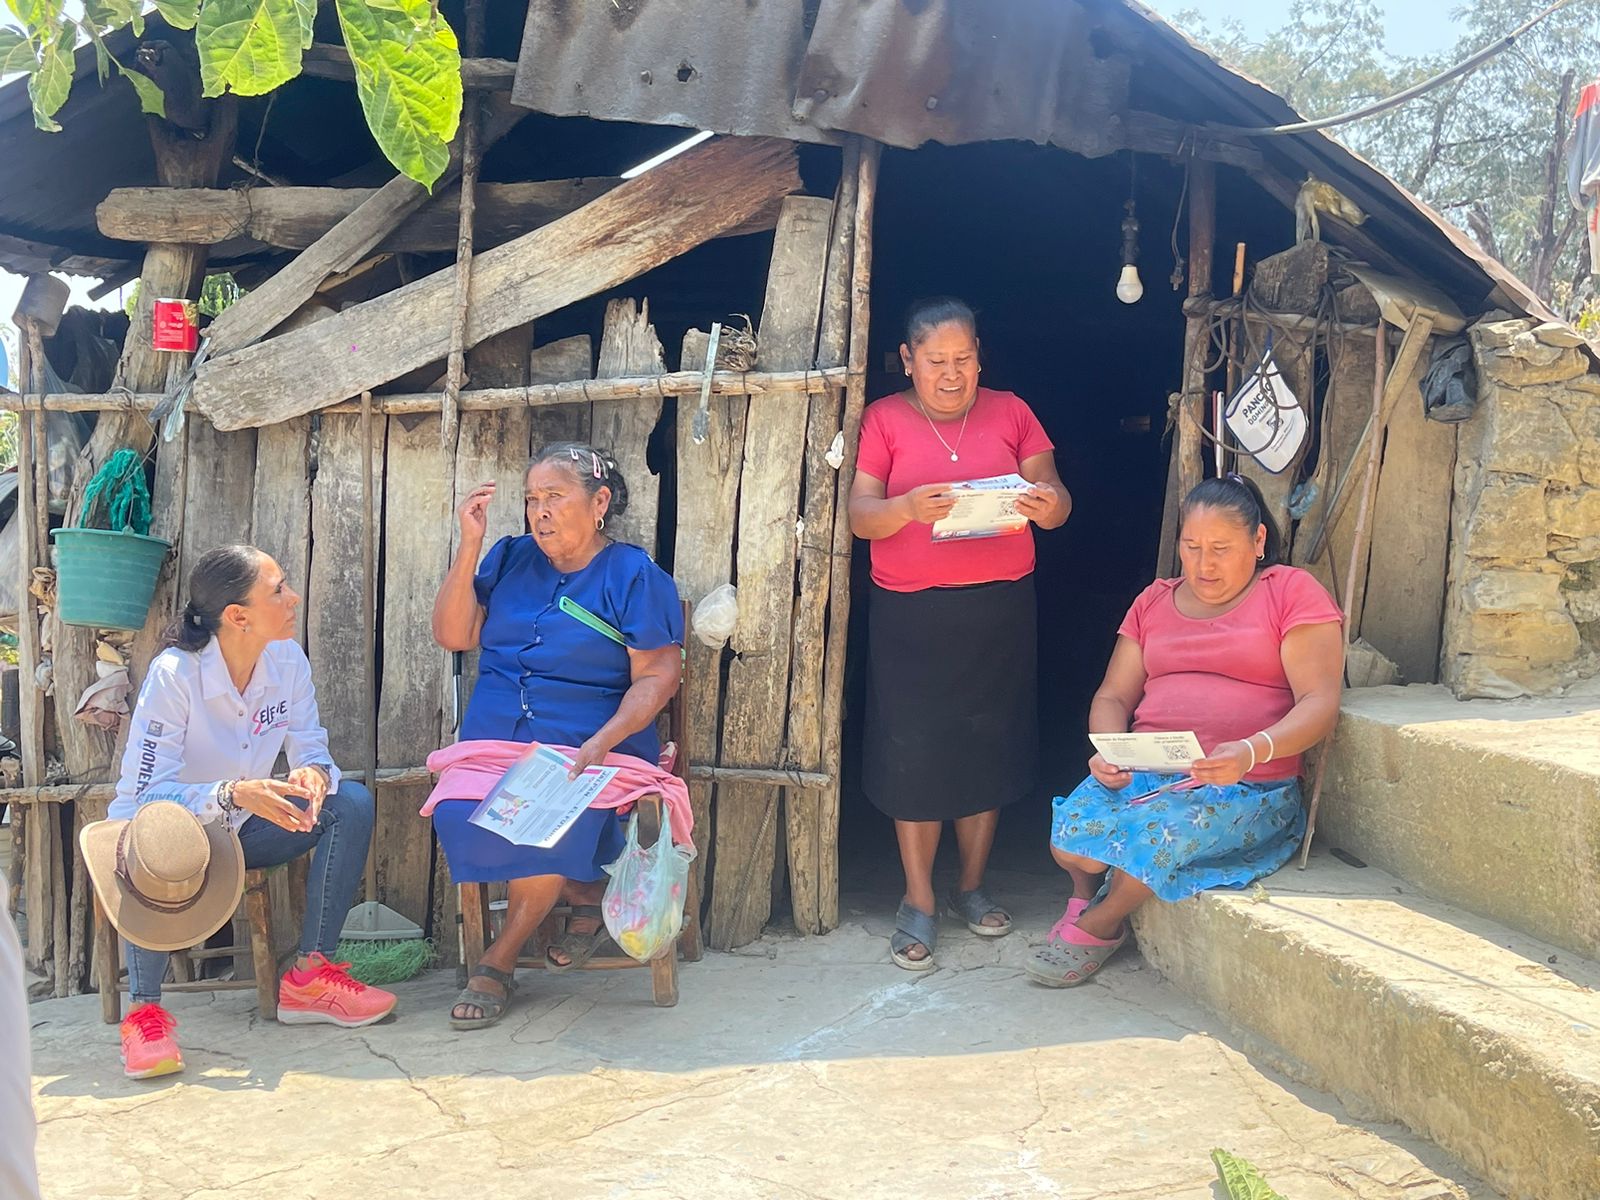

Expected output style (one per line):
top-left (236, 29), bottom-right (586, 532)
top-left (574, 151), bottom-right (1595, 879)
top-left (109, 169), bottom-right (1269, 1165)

top-left (1320, 684), bottom-right (1600, 959)
top-left (1132, 854), bottom-right (1600, 1200)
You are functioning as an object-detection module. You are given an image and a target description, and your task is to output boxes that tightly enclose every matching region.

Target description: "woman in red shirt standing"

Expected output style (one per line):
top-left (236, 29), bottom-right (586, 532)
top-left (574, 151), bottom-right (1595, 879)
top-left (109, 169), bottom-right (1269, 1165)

top-left (1028, 473), bottom-right (1343, 986)
top-left (849, 297), bottom-right (1071, 971)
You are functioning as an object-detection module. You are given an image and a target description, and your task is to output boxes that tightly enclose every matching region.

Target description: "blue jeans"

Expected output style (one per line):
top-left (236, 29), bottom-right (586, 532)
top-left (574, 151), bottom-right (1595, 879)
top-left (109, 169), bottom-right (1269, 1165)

top-left (125, 784), bottom-right (374, 1006)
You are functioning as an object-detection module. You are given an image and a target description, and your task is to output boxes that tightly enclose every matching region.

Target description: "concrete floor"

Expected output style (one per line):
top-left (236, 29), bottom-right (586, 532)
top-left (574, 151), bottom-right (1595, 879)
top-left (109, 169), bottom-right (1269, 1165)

top-left (25, 869), bottom-right (1497, 1200)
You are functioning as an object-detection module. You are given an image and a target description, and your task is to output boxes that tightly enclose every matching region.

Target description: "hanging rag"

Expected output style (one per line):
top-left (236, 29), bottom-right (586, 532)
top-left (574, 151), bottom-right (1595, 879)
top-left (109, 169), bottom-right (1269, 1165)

top-left (1568, 81), bottom-right (1600, 276)
top-left (72, 664), bottom-right (132, 730)
top-left (77, 449), bottom-right (152, 534)
top-left (1419, 339), bottom-right (1478, 423)
top-left (421, 739), bottom-right (695, 850)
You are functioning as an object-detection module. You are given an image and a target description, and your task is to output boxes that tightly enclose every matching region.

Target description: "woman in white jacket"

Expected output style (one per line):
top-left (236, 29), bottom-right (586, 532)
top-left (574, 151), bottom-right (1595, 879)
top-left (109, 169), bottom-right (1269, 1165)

top-left (108, 545), bottom-right (395, 1079)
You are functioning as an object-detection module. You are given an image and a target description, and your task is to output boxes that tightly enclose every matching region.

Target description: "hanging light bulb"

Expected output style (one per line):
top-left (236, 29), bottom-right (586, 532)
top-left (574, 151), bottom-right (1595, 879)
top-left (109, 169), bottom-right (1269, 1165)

top-left (1117, 197), bottom-right (1144, 304)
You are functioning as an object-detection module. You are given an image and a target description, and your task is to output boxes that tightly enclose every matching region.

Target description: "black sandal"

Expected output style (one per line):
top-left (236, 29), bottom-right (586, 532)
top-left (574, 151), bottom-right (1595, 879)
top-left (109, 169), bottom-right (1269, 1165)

top-left (449, 963), bottom-right (517, 1030)
top-left (545, 905), bottom-right (613, 973)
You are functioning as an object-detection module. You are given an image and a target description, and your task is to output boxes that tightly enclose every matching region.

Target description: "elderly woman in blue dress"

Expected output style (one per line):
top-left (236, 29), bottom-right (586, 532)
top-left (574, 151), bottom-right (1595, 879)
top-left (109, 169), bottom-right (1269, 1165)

top-left (431, 443), bottom-right (684, 1028)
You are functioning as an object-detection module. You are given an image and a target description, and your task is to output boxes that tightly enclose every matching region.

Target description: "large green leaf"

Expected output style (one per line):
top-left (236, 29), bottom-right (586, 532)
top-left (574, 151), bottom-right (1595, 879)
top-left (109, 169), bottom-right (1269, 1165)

top-left (83, 0), bottom-right (142, 35)
top-left (151, 0), bottom-right (199, 31)
top-left (0, 27), bottom-right (36, 74)
top-left (88, 27), bottom-right (110, 80)
top-left (196, 0), bottom-right (303, 98)
top-left (336, 0), bottom-right (461, 189)
top-left (1211, 1150), bottom-right (1287, 1200)
top-left (119, 63), bottom-right (166, 117)
top-left (26, 24), bottom-right (71, 130)
top-left (292, 0), bottom-right (314, 48)
top-left (4, 0), bottom-right (61, 34)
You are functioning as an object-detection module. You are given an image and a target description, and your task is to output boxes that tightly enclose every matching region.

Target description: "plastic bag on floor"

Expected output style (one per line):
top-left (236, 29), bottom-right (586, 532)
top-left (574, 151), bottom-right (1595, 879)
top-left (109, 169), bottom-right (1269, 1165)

top-left (601, 804), bottom-right (696, 962)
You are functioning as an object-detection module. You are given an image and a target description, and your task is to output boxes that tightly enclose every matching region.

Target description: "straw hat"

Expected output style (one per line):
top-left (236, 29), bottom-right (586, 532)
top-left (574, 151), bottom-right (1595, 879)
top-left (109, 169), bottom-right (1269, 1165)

top-left (80, 802), bottom-right (245, 952)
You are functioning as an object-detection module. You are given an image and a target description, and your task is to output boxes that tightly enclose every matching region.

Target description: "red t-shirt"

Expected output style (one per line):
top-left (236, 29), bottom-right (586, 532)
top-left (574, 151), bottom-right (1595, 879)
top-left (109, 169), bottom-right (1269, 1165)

top-left (856, 388), bottom-right (1056, 592)
top-left (1117, 566), bottom-right (1342, 781)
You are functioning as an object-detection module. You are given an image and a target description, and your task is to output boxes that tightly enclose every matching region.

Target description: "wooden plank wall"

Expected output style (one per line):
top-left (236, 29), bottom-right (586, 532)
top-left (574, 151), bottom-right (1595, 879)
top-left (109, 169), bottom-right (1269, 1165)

top-left (1293, 334), bottom-right (1379, 628)
top-left (375, 411), bottom-right (453, 929)
top-left (673, 328), bottom-right (746, 899)
top-left (1355, 351), bottom-right (1454, 682)
top-left (711, 196), bottom-right (834, 949)
top-left (593, 299), bottom-right (665, 554)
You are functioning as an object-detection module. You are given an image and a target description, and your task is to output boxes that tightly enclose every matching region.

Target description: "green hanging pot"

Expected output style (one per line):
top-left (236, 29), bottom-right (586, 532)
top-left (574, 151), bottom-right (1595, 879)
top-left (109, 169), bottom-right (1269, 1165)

top-left (51, 528), bottom-right (171, 632)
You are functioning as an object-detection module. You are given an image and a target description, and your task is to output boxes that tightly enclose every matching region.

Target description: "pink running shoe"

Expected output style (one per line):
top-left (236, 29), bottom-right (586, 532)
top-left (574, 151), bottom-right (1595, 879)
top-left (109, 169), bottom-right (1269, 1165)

top-left (121, 1003), bottom-right (183, 1079)
top-left (277, 952), bottom-right (397, 1027)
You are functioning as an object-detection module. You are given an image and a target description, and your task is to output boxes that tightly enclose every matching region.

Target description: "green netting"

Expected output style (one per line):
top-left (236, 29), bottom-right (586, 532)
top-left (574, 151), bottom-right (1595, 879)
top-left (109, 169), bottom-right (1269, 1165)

top-left (333, 938), bottom-right (435, 986)
top-left (77, 448), bottom-right (151, 534)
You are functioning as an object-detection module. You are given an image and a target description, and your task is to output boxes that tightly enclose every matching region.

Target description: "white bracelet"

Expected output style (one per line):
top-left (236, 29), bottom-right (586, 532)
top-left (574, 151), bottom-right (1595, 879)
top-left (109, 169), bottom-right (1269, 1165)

top-left (1258, 731), bottom-right (1276, 763)
top-left (1243, 738), bottom-right (1257, 773)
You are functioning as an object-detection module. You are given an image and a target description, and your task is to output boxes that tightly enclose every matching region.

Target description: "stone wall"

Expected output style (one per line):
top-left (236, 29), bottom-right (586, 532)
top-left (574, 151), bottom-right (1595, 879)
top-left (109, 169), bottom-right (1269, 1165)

top-left (1442, 317), bottom-right (1600, 698)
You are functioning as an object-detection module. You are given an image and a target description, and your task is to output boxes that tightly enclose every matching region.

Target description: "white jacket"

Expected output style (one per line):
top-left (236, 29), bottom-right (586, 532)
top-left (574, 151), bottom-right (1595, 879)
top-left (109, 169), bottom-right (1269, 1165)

top-left (110, 638), bottom-right (341, 829)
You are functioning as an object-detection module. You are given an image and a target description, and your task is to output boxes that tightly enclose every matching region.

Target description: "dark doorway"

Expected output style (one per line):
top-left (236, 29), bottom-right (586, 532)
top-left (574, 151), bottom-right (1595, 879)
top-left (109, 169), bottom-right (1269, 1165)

top-left (838, 140), bottom-right (1189, 879)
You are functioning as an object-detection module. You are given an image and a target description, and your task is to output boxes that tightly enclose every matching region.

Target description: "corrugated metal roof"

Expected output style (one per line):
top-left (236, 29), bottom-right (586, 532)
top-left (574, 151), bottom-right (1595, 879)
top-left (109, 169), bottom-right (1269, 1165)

top-left (509, 0), bottom-right (1557, 323)
top-left (510, 0), bottom-right (837, 144)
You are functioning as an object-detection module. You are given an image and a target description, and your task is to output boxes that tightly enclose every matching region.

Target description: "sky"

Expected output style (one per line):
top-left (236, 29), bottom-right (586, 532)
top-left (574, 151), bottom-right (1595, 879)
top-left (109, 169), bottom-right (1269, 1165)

top-left (1153, 0), bottom-right (1468, 57)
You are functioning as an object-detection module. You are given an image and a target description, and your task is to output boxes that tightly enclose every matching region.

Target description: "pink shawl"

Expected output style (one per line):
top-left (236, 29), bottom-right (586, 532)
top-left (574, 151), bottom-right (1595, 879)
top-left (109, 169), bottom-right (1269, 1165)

top-left (422, 739), bottom-right (694, 849)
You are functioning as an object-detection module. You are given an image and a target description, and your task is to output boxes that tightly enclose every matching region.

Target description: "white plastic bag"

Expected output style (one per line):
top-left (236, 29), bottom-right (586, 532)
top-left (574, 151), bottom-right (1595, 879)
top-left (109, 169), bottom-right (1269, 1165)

top-left (601, 805), bottom-right (696, 962)
top-left (691, 583), bottom-right (738, 649)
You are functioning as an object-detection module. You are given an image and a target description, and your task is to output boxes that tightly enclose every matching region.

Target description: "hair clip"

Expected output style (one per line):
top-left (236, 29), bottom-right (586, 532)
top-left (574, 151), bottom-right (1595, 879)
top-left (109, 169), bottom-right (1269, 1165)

top-left (591, 451), bottom-right (603, 480)
top-left (1225, 471), bottom-right (1246, 485)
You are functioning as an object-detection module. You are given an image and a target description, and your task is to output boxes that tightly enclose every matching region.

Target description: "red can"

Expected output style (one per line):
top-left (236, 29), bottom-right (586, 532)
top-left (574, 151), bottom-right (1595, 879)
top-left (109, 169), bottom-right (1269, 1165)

top-left (152, 297), bottom-right (198, 352)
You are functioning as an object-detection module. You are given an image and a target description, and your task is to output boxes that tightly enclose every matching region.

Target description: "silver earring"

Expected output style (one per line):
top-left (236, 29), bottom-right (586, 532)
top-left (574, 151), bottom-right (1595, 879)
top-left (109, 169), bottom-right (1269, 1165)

top-left (597, 516), bottom-right (606, 532)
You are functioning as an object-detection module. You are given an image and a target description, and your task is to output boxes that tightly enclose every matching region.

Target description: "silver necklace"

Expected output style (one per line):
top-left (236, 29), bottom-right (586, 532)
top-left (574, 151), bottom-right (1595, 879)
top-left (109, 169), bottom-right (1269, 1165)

top-left (907, 393), bottom-right (972, 462)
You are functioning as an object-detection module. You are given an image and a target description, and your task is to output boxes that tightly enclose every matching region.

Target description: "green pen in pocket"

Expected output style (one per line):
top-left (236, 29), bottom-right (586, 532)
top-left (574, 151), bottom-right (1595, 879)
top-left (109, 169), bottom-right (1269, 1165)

top-left (558, 594), bottom-right (627, 646)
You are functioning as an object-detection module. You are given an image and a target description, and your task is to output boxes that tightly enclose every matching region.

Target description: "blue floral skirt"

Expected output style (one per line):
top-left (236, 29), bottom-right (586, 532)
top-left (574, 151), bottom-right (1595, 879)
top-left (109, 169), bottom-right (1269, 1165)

top-left (1049, 773), bottom-right (1305, 903)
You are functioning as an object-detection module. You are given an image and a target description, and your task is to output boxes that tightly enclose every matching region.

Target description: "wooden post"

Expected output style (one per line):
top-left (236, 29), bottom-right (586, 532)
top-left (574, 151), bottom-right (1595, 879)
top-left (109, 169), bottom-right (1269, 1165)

top-left (817, 139), bottom-right (881, 933)
top-left (52, 90), bottom-right (238, 995)
top-left (13, 328), bottom-right (44, 798)
top-left (710, 195), bottom-right (834, 949)
top-left (441, 0), bottom-right (486, 446)
top-left (784, 140), bottom-right (859, 934)
top-left (1172, 159), bottom-right (1216, 573)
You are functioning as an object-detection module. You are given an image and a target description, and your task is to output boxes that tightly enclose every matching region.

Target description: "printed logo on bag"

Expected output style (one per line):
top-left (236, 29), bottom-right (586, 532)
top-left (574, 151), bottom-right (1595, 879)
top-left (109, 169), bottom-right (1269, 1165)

top-left (253, 701), bottom-right (290, 736)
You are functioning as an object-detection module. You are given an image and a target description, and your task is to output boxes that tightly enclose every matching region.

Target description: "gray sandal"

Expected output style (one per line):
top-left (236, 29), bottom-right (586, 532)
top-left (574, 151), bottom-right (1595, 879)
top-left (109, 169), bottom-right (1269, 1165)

top-left (449, 963), bottom-right (517, 1029)
top-left (890, 901), bottom-right (938, 972)
top-left (545, 905), bottom-right (613, 973)
top-left (947, 886), bottom-right (1013, 937)
top-left (1024, 926), bottom-right (1128, 988)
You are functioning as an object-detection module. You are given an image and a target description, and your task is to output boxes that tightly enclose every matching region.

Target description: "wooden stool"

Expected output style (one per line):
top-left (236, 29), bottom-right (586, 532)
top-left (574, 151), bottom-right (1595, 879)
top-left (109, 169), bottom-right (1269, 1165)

top-left (458, 793), bottom-right (703, 1007)
top-left (96, 853), bottom-right (311, 1024)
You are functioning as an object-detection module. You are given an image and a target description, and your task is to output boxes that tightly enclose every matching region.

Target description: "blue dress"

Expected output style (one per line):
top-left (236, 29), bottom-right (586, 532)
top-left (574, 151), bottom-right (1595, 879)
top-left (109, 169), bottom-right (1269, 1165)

top-left (1050, 773), bottom-right (1305, 903)
top-left (433, 536), bottom-right (684, 883)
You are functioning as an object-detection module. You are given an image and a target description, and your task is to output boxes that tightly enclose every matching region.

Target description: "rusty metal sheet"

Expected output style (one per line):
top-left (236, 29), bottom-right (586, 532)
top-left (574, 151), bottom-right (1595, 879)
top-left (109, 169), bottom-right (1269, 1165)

top-left (511, 0), bottom-right (838, 145)
top-left (794, 0), bottom-right (1131, 157)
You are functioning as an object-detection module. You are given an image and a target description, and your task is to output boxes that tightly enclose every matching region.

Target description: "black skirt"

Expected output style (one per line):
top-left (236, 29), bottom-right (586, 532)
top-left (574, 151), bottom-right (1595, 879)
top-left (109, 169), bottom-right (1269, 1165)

top-left (862, 576), bottom-right (1038, 822)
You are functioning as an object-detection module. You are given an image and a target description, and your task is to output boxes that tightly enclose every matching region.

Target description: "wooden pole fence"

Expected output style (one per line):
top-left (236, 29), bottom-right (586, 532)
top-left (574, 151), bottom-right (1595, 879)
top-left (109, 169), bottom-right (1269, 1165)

top-left (0, 367), bottom-right (858, 417)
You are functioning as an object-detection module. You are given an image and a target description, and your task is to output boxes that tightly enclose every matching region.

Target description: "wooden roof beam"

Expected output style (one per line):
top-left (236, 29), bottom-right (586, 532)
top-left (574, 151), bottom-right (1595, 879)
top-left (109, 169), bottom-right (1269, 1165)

top-left (191, 136), bottom-right (804, 428)
top-left (96, 180), bottom-right (625, 251)
top-left (1114, 112), bottom-right (1264, 171)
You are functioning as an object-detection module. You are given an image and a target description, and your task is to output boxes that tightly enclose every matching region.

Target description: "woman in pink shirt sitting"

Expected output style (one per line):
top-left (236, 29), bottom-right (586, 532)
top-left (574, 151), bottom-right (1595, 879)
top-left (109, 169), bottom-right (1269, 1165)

top-left (1028, 473), bottom-right (1343, 986)
top-left (850, 297), bottom-right (1071, 971)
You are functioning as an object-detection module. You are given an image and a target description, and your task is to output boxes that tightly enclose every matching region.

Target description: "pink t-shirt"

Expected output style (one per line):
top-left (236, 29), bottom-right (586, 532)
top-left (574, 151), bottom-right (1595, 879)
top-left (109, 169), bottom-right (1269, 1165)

top-left (856, 388), bottom-right (1056, 592)
top-left (1117, 566), bottom-right (1342, 781)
